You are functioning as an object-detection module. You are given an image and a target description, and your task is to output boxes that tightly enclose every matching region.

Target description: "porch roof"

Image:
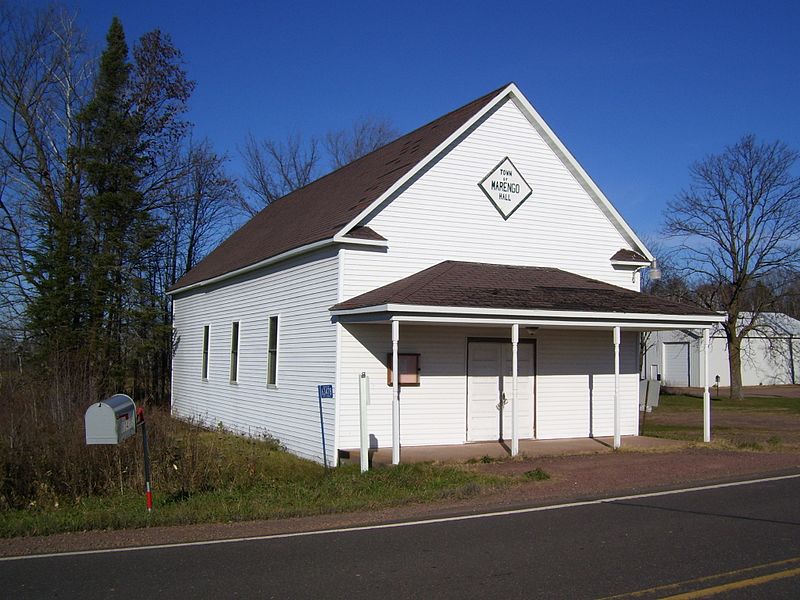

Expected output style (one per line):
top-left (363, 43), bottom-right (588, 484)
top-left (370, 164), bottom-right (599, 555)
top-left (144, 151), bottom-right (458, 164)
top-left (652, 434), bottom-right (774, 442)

top-left (330, 261), bottom-right (724, 328)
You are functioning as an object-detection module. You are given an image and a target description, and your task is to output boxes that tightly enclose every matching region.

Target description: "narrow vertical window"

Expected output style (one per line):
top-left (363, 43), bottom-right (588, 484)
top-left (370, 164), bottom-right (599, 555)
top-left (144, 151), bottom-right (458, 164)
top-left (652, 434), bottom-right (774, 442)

top-left (230, 321), bottom-right (240, 382)
top-left (201, 325), bottom-right (210, 380)
top-left (267, 315), bottom-right (278, 386)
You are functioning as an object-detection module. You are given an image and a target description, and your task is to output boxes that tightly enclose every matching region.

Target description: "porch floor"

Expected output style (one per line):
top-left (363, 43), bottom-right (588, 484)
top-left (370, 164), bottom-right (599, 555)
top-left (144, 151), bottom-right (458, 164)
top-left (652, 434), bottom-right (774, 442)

top-left (342, 435), bottom-right (686, 466)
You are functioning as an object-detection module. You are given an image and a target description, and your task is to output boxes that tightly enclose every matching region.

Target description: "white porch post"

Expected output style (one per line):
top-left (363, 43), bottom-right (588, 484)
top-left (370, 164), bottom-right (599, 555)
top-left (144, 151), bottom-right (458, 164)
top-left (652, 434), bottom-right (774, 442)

top-left (613, 326), bottom-right (621, 449)
top-left (359, 372), bottom-right (370, 473)
top-left (511, 323), bottom-right (519, 457)
top-left (703, 327), bottom-right (711, 443)
top-left (392, 320), bottom-right (400, 465)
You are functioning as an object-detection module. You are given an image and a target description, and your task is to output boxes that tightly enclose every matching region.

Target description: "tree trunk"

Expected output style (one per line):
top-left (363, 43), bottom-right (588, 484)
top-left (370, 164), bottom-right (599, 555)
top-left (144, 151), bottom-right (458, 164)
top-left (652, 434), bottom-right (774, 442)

top-left (727, 334), bottom-right (744, 401)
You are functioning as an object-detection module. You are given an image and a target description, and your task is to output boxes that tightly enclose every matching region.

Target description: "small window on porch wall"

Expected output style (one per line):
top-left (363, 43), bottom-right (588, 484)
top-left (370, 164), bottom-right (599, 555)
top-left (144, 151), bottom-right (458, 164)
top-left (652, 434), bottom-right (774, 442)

top-left (387, 353), bottom-right (420, 386)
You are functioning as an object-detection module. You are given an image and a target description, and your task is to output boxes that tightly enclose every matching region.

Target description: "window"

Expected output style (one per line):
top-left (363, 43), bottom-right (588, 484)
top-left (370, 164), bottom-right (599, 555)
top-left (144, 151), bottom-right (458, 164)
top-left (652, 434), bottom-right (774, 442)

top-left (201, 325), bottom-right (210, 380)
top-left (230, 321), bottom-right (240, 382)
top-left (267, 316), bottom-right (279, 386)
top-left (387, 353), bottom-right (420, 386)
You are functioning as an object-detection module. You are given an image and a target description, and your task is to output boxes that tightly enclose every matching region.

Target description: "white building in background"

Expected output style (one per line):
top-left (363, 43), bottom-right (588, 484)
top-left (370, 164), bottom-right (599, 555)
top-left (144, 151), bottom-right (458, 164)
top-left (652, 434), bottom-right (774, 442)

top-left (168, 83), bottom-right (724, 465)
top-left (643, 312), bottom-right (799, 387)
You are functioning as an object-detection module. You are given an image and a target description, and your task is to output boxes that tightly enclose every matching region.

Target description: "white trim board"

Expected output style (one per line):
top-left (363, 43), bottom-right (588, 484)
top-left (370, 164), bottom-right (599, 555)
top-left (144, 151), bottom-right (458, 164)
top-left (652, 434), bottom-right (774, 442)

top-left (331, 303), bottom-right (725, 324)
top-left (169, 238), bottom-right (387, 296)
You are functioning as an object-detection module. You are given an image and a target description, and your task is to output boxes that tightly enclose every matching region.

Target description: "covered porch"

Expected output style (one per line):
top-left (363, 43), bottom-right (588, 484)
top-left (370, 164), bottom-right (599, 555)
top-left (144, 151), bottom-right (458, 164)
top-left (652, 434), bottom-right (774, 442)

top-left (342, 435), bottom-right (687, 466)
top-left (331, 262), bottom-right (726, 466)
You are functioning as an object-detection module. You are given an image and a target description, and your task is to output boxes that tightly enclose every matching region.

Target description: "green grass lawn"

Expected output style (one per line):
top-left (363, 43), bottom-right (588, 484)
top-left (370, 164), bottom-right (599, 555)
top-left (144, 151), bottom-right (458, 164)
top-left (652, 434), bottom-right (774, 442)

top-left (656, 393), bottom-right (800, 413)
top-left (642, 393), bottom-right (800, 448)
top-left (0, 430), bottom-right (526, 538)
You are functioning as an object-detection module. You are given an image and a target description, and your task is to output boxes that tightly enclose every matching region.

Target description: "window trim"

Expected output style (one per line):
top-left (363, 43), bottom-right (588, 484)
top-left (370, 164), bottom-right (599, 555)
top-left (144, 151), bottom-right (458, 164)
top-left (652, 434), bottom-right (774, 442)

top-left (267, 314), bottom-right (280, 387)
top-left (201, 324), bottom-right (210, 381)
top-left (230, 321), bottom-right (240, 383)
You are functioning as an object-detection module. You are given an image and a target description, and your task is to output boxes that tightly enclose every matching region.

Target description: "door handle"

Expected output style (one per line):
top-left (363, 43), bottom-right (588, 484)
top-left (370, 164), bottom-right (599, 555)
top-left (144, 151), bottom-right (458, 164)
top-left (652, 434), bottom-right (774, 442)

top-left (497, 392), bottom-right (508, 411)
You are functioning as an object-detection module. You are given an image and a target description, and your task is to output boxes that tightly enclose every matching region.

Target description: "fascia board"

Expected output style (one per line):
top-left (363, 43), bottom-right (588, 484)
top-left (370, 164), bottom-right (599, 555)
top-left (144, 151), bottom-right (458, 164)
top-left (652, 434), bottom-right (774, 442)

top-left (332, 235), bottom-right (389, 248)
top-left (168, 239), bottom-right (335, 295)
top-left (506, 83), bottom-right (654, 263)
top-left (169, 235), bottom-right (387, 296)
top-left (390, 315), bottom-right (715, 330)
top-left (334, 84), bottom-right (517, 238)
top-left (330, 303), bottom-right (726, 323)
top-left (610, 259), bottom-right (651, 267)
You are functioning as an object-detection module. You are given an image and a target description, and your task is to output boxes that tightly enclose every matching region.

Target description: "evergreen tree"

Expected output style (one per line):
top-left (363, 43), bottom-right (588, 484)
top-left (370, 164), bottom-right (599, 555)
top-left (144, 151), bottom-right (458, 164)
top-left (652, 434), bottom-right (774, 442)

top-left (77, 17), bottom-right (158, 394)
top-left (25, 198), bottom-right (87, 354)
top-left (5, 8), bottom-right (227, 405)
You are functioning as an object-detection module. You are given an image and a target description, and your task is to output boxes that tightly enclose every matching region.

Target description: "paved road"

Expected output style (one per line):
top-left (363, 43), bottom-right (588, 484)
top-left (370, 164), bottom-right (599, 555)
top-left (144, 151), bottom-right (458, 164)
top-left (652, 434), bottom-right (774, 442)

top-left (2, 475), bottom-right (799, 599)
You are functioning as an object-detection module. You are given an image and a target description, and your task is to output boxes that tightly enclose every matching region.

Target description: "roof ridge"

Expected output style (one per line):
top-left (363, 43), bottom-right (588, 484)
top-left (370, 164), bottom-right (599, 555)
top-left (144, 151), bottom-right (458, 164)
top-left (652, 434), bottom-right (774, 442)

top-left (403, 260), bottom-right (462, 301)
top-left (257, 83), bottom-right (513, 213)
top-left (169, 84), bottom-right (516, 293)
top-left (391, 261), bottom-right (458, 303)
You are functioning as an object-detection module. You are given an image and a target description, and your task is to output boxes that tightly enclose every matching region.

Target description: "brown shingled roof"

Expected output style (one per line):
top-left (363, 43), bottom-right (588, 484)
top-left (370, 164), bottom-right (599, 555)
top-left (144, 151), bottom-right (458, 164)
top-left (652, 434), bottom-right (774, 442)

top-left (170, 85), bottom-right (509, 292)
top-left (343, 226), bottom-right (386, 241)
top-left (610, 248), bottom-right (649, 263)
top-left (331, 261), bottom-right (719, 317)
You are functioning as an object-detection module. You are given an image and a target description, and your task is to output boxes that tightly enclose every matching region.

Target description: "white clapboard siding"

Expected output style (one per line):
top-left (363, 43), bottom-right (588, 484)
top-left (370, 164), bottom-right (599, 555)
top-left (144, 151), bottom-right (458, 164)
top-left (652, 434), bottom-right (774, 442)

top-left (337, 325), bottom-right (639, 449)
top-left (172, 248), bottom-right (339, 465)
top-left (535, 329), bottom-right (639, 438)
top-left (343, 98), bottom-right (640, 301)
top-left (337, 324), bottom-right (478, 449)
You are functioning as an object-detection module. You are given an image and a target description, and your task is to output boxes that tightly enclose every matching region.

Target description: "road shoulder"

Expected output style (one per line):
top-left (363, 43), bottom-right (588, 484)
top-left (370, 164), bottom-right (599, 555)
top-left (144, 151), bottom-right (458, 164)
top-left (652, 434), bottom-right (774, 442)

top-left (1, 446), bottom-right (798, 558)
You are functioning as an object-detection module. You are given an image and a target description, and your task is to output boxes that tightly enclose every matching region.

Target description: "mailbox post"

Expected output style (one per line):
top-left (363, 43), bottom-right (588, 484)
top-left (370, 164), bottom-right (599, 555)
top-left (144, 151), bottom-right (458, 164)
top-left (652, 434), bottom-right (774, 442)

top-left (85, 394), bottom-right (153, 512)
top-left (137, 407), bottom-right (153, 512)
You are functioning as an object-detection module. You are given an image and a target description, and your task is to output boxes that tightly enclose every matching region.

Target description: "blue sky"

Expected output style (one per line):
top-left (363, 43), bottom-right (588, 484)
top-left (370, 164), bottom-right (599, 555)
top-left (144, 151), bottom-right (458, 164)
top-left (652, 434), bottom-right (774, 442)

top-left (49, 0), bottom-right (800, 241)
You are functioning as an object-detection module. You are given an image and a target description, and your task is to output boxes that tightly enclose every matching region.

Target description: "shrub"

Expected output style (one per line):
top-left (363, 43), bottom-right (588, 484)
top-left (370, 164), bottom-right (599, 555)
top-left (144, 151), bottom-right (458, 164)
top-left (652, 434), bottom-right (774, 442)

top-left (0, 370), bottom-right (284, 510)
top-left (523, 468), bottom-right (550, 481)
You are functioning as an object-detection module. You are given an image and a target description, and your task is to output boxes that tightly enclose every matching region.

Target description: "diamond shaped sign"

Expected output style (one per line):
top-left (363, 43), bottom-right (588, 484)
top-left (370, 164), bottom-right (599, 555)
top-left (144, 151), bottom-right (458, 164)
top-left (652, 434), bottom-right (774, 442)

top-left (478, 157), bottom-right (533, 220)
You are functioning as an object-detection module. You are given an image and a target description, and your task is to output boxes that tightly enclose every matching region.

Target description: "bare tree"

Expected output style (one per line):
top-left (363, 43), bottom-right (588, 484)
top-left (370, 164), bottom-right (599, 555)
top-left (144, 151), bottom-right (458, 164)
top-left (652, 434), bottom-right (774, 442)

top-left (325, 115), bottom-right (398, 169)
top-left (239, 132), bottom-right (319, 215)
top-left (0, 3), bottom-right (93, 352)
top-left (0, 6), bottom-right (237, 404)
top-left (165, 140), bottom-right (240, 279)
top-left (130, 28), bottom-right (195, 206)
top-left (767, 268), bottom-right (800, 321)
top-left (643, 247), bottom-right (695, 305)
top-left (664, 135), bottom-right (800, 400)
top-left (239, 116), bottom-right (398, 216)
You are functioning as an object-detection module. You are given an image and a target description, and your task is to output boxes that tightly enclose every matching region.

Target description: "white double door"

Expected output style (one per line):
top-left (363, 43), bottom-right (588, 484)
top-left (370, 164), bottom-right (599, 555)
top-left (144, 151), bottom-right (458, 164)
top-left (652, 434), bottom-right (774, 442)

top-left (467, 341), bottom-right (535, 442)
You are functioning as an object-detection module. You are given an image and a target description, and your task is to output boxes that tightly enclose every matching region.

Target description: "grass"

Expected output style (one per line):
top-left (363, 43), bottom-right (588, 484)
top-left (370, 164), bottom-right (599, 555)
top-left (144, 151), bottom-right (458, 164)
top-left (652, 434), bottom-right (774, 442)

top-left (523, 468), bottom-right (550, 481)
top-left (465, 455), bottom-right (501, 464)
top-left (657, 393), bottom-right (800, 413)
top-left (642, 392), bottom-right (800, 449)
top-left (0, 426), bottom-right (536, 538)
top-left (640, 423), bottom-right (708, 442)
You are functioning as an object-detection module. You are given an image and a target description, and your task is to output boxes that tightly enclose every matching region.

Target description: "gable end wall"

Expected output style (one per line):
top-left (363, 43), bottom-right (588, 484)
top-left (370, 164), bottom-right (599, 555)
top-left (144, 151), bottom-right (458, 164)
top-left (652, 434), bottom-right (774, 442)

top-left (344, 98), bottom-right (640, 299)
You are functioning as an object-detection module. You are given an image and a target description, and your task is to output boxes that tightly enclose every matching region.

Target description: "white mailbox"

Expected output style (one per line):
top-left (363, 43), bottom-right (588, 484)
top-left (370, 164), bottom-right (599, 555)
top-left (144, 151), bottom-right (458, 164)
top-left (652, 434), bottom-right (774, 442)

top-left (85, 394), bottom-right (137, 444)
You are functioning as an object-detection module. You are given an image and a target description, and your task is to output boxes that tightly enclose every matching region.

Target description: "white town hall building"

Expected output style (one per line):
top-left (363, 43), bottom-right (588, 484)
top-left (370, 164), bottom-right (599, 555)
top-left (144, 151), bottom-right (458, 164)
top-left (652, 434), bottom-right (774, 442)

top-left (169, 83), bottom-right (724, 466)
